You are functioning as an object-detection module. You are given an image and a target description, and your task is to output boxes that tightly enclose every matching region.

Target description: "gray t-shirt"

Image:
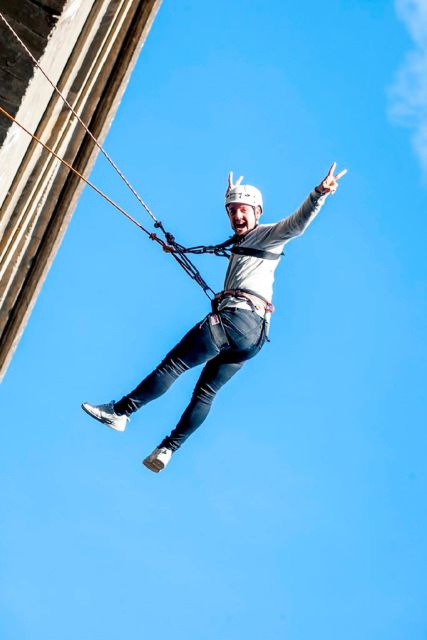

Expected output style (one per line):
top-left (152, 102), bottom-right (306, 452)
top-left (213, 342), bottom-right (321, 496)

top-left (219, 189), bottom-right (328, 316)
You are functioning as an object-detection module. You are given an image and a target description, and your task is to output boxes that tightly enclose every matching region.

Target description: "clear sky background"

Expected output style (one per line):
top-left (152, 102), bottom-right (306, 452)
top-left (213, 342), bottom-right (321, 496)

top-left (1, 1), bottom-right (426, 639)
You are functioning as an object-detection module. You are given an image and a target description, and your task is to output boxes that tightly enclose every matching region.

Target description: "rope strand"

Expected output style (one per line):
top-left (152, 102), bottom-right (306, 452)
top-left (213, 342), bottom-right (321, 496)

top-left (0, 10), bottom-right (219, 298)
top-left (0, 104), bottom-right (215, 298)
top-left (0, 11), bottom-right (158, 225)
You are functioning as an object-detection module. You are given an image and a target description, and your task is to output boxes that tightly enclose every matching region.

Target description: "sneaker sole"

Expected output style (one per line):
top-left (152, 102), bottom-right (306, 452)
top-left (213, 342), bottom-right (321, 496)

top-left (81, 403), bottom-right (126, 432)
top-left (142, 458), bottom-right (165, 473)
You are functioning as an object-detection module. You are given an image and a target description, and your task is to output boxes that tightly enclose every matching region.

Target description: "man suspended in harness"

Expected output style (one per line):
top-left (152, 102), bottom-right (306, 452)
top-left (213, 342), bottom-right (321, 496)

top-left (82, 162), bottom-right (347, 472)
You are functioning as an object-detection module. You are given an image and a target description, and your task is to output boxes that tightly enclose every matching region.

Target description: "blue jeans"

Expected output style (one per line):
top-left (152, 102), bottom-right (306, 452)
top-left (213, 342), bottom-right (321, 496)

top-left (114, 308), bottom-right (267, 451)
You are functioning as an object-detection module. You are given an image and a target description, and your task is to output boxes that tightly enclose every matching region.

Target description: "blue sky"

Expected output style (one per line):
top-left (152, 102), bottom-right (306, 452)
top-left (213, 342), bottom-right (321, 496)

top-left (1, 1), bottom-right (426, 639)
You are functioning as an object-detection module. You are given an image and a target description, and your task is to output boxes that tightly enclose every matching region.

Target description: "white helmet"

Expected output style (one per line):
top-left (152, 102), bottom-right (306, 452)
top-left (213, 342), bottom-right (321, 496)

top-left (225, 184), bottom-right (263, 211)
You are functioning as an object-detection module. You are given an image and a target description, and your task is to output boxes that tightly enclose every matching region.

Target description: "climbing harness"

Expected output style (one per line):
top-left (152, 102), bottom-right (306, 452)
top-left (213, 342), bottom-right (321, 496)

top-left (209, 288), bottom-right (275, 349)
top-left (0, 11), bottom-right (279, 311)
top-left (213, 289), bottom-right (275, 315)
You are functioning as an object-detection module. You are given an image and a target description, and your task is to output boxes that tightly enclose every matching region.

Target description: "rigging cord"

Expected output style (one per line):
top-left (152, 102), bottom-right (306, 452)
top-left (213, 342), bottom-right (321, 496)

top-left (0, 10), bottom-right (231, 298)
top-left (0, 10), bottom-right (158, 225)
top-left (0, 103), bottom-right (216, 297)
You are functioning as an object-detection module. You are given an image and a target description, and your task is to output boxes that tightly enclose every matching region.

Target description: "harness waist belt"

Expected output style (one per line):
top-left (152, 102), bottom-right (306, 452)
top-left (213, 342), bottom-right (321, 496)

top-left (215, 289), bottom-right (275, 314)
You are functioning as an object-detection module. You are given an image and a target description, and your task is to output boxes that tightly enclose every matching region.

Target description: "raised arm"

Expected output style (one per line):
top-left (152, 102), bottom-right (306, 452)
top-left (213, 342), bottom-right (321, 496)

top-left (268, 162), bottom-right (347, 243)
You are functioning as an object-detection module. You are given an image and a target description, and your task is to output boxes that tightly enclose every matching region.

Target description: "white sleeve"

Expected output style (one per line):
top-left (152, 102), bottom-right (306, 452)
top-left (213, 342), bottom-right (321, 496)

top-left (261, 190), bottom-right (328, 247)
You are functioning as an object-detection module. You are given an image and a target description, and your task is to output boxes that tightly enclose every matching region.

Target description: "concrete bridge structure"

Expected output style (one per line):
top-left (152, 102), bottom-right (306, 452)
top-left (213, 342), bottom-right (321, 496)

top-left (0, 0), bottom-right (162, 380)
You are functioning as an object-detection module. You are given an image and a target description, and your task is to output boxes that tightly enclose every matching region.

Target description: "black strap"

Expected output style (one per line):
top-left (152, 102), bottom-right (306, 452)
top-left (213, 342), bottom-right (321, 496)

top-left (231, 246), bottom-right (282, 260)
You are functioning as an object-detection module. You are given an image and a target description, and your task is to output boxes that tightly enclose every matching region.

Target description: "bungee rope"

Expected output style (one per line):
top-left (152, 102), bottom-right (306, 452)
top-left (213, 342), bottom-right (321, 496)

top-left (0, 10), bottom-right (158, 226)
top-left (0, 103), bottom-right (217, 297)
top-left (0, 11), bottom-right (233, 299)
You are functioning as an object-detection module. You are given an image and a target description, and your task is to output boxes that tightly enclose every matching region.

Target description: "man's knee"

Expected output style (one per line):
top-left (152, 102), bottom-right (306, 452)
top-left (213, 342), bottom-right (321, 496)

top-left (193, 382), bottom-right (217, 406)
top-left (159, 356), bottom-right (189, 379)
top-left (193, 362), bottom-right (243, 405)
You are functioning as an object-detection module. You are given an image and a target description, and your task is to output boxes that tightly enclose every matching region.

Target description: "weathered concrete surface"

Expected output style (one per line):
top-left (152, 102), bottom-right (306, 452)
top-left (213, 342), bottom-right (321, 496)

top-left (0, 0), bottom-right (162, 381)
top-left (0, 0), bottom-right (65, 146)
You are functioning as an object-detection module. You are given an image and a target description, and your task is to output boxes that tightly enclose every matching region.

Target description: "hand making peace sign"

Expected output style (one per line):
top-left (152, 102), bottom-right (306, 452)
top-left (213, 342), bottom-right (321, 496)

top-left (315, 162), bottom-right (347, 195)
top-left (226, 171), bottom-right (243, 195)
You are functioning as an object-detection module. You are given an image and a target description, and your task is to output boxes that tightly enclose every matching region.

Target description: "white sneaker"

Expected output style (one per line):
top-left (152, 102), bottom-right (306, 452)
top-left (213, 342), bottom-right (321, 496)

top-left (81, 400), bottom-right (129, 432)
top-left (143, 447), bottom-right (173, 473)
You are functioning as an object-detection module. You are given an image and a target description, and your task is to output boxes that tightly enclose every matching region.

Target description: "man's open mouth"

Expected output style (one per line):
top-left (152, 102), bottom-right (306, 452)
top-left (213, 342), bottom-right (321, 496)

top-left (234, 221), bottom-right (247, 232)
